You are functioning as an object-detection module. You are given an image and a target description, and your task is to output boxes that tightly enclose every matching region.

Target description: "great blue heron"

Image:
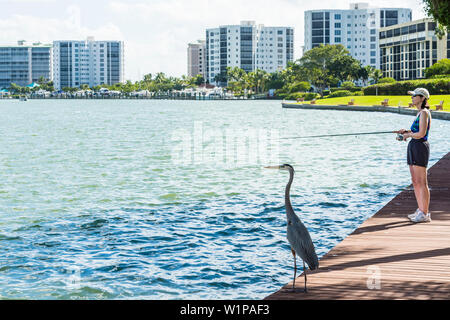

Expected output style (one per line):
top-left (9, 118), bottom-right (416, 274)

top-left (265, 164), bottom-right (319, 293)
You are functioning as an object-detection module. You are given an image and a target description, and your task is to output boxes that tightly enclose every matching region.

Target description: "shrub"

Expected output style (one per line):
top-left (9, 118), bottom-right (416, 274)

top-left (341, 81), bottom-right (356, 90)
top-left (363, 78), bottom-right (450, 95)
top-left (328, 90), bottom-right (353, 98)
top-left (288, 81), bottom-right (310, 93)
top-left (378, 77), bottom-right (396, 84)
top-left (285, 92), bottom-right (305, 100)
top-left (430, 74), bottom-right (450, 79)
top-left (330, 86), bottom-right (362, 92)
top-left (304, 92), bottom-right (319, 101)
top-left (277, 92), bottom-right (288, 99)
top-left (424, 59), bottom-right (450, 78)
top-left (322, 90), bottom-right (330, 96)
top-left (353, 91), bottom-right (364, 96)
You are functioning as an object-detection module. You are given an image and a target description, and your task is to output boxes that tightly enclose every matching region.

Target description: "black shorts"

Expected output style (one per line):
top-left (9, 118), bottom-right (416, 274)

top-left (407, 138), bottom-right (430, 168)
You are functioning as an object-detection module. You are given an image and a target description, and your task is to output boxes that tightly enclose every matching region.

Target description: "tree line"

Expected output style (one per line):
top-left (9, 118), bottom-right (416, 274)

top-left (223, 44), bottom-right (384, 97)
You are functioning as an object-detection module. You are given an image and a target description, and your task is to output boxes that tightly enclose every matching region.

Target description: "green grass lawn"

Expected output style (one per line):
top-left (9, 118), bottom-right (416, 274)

top-left (305, 95), bottom-right (449, 111)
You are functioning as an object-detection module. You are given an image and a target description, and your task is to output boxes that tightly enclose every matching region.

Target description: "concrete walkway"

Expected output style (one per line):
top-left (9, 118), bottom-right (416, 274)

top-left (265, 152), bottom-right (450, 300)
top-left (282, 102), bottom-right (450, 120)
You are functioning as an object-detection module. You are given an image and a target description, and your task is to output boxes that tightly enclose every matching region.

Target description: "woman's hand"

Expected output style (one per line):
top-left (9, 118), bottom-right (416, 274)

top-left (396, 129), bottom-right (408, 134)
top-left (403, 132), bottom-right (412, 140)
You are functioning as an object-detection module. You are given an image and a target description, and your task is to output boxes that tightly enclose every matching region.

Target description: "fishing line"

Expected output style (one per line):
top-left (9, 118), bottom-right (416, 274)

top-left (283, 131), bottom-right (400, 140)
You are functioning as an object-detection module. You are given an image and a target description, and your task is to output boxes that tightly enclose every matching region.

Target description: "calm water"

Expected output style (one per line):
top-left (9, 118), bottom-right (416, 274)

top-left (0, 99), bottom-right (449, 299)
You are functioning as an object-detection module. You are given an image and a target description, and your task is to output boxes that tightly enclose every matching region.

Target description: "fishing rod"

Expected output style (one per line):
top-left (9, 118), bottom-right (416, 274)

top-left (283, 130), bottom-right (405, 140)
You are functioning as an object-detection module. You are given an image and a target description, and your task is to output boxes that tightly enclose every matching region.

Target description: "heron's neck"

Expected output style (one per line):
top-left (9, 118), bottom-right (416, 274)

top-left (285, 169), bottom-right (294, 214)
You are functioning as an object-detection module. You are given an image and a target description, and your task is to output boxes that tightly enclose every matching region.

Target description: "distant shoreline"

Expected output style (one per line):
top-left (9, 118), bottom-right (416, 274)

top-left (0, 96), bottom-right (279, 101)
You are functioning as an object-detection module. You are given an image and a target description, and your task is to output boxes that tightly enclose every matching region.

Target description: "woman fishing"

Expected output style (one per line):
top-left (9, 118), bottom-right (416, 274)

top-left (396, 88), bottom-right (432, 223)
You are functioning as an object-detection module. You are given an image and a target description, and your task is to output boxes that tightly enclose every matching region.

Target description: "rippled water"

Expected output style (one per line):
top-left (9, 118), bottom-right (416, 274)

top-left (0, 99), bottom-right (449, 299)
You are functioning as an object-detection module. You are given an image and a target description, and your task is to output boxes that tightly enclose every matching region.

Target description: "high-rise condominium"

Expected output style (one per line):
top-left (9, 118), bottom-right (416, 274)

top-left (304, 3), bottom-right (411, 69)
top-left (53, 37), bottom-right (124, 90)
top-left (0, 40), bottom-right (52, 89)
top-left (206, 21), bottom-right (294, 84)
top-left (187, 40), bottom-right (206, 79)
top-left (380, 18), bottom-right (449, 80)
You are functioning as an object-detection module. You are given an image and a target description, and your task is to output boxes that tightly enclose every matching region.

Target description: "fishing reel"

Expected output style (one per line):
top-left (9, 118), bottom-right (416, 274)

top-left (396, 133), bottom-right (405, 141)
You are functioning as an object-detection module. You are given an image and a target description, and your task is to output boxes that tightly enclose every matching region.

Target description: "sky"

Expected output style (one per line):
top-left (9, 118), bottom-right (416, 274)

top-left (0, 0), bottom-right (428, 81)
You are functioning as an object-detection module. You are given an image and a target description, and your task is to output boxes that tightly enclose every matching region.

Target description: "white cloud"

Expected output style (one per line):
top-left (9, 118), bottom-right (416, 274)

top-left (0, 5), bottom-right (124, 43)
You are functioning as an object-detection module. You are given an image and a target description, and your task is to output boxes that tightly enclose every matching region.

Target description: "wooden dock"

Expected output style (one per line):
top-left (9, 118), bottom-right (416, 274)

top-left (265, 152), bottom-right (450, 300)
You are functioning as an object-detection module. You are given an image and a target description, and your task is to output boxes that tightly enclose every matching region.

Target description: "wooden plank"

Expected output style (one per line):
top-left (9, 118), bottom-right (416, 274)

top-left (265, 152), bottom-right (450, 300)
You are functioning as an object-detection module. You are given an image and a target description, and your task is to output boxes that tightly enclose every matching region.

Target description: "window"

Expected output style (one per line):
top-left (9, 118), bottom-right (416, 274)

top-left (335, 23), bottom-right (341, 28)
top-left (370, 58), bottom-right (376, 64)
top-left (312, 12), bottom-right (323, 20)
top-left (335, 14), bottom-right (341, 20)
top-left (312, 21), bottom-right (323, 28)
top-left (335, 30), bottom-right (341, 35)
top-left (409, 24), bottom-right (417, 34)
top-left (370, 51), bottom-right (376, 56)
top-left (370, 29), bottom-right (376, 35)
top-left (417, 23), bottom-right (425, 32)
top-left (277, 30), bottom-right (283, 35)
top-left (370, 36), bottom-right (376, 42)
top-left (335, 37), bottom-right (341, 43)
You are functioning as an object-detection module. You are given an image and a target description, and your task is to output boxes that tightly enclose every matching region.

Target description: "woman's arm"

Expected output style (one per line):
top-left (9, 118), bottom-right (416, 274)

top-left (404, 111), bottom-right (428, 139)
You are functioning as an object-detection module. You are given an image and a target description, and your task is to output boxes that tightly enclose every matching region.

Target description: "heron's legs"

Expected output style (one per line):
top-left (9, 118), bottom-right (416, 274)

top-left (291, 249), bottom-right (297, 290)
top-left (303, 261), bottom-right (308, 293)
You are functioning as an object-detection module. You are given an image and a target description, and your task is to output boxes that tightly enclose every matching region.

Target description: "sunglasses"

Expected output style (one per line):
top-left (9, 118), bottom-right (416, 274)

top-left (412, 94), bottom-right (423, 97)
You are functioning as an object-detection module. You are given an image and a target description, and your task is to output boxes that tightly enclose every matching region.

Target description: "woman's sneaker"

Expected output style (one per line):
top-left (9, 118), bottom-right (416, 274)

top-left (407, 208), bottom-right (420, 220)
top-left (409, 211), bottom-right (431, 223)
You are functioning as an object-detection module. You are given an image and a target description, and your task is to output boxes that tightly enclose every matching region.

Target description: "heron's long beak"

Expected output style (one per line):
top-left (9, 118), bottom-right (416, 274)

top-left (264, 165), bottom-right (281, 169)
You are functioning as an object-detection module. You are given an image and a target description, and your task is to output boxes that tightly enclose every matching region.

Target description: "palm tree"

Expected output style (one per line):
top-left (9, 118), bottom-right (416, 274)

top-left (372, 69), bottom-right (383, 84)
top-left (154, 72), bottom-right (166, 84)
top-left (248, 69), bottom-right (269, 94)
top-left (143, 73), bottom-right (152, 82)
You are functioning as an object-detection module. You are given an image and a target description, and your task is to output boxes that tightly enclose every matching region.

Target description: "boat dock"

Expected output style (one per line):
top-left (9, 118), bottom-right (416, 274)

top-left (265, 152), bottom-right (450, 300)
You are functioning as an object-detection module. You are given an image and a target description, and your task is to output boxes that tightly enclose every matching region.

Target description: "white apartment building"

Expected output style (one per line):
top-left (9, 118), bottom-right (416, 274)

top-left (380, 18), bottom-right (449, 80)
top-left (53, 37), bottom-right (124, 90)
top-left (206, 21), bottom-right (294, 85)
top-left (304, 3), bottom-right (411, 69)
top-left (187, 40), bottom-right (206, 78)
top-left (0, 41), bottom-right (52, 89)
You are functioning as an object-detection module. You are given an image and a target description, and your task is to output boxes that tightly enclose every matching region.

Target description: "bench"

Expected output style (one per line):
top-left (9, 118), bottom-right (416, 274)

top-left (348, 99), bottom-right (355, 106)
top-left (310, 99), bottom-right (317, 104)
top-left (296, 97), bottom-right (304, 103)
top-left (435, 101), bottom-right (444, 111)
top-left (381, 99), bottom-right (389, 106)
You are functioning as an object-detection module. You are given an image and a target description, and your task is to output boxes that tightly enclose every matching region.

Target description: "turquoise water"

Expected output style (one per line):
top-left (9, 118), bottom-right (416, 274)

top-left (0, 99), bottom-right (449, 299)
